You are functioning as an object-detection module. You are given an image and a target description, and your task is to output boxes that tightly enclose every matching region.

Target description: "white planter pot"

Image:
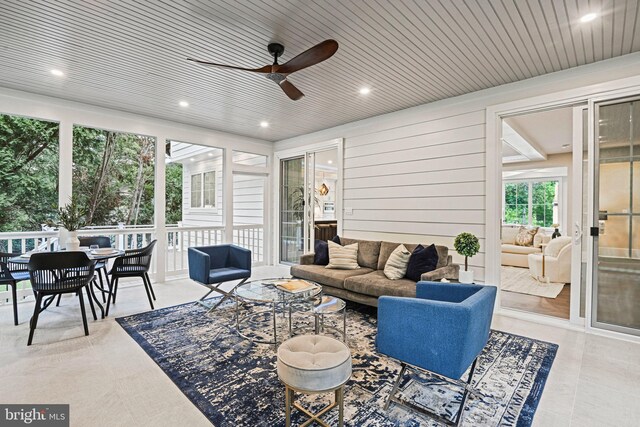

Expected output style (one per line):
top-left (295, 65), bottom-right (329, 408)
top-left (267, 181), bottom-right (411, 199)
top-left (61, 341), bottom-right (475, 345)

top-left (459, 270), bottom-right (474, 284)
top-left (66, 231), bottom-right (81, 251)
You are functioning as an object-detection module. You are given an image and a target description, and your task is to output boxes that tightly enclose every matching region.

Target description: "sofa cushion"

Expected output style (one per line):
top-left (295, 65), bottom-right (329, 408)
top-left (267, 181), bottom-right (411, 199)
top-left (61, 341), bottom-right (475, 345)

top-left (344, 270), bottom-right (416, 298)
top-left (313, 235), bottom-right (341, 265)
top-left (378, 241), bottom-right (449, 270)
top-left (290, 264), bottom-right (373, 289)
top-left (501, 227), bottom-right (519, 245)
top-left (405, 244), bottom-right (439, 282)
top-left (383, 244), bottom-right (411, 280)
top-left (339, 237), bottom-right (381, 269)
top-left (501, 244), bottom-right (541, 255)
top-left (326, 241), bottom-right (359, 270)
top-left (515, 226), bottom-right (538, 246)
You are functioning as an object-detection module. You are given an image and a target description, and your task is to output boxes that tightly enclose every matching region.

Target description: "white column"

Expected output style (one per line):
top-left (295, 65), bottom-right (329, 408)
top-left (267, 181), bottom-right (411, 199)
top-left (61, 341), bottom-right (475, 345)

top-left (224, 148), bottom-right (234, 244)
top-left (58, 121), bottom-right (73, 207)
top-left (154, 136), bottom-right (167, 283)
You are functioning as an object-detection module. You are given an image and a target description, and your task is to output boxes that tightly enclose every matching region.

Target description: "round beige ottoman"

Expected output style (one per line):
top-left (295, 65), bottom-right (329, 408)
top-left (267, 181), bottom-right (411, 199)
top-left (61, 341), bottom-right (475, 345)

top-left (277, 334), bottom-right (352, 427)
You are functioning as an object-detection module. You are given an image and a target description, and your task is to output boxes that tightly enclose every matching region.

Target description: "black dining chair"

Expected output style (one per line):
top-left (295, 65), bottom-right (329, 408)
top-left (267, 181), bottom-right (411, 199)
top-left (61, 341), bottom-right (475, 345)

top-left (78, 236), bottom-right (112, 303)
top-left (0, 252), bottom-right (31, 325)
top-left (106, 240), bottom-right (157, 316)
top-left (27, 252), bottom-right (97, 346)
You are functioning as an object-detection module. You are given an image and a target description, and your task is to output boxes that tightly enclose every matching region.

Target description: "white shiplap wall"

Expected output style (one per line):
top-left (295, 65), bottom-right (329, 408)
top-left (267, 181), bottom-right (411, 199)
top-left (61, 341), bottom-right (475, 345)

top-left (342, 109), bottom-right (486, 279)
top-left (233, 174), bottom-right (265, 226)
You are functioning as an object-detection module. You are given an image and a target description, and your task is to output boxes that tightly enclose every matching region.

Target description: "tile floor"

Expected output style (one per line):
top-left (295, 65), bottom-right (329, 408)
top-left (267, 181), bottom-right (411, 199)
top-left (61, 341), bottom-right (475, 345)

top-left (0, 266), bottom-right (639, 427)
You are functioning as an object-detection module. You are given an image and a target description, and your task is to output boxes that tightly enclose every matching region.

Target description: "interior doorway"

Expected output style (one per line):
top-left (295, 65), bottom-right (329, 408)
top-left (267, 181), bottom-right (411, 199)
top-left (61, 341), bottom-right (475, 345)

top-left (278, 147), bottom-right (339, 265)
top-left (498, 105), bottom-right (586, 320)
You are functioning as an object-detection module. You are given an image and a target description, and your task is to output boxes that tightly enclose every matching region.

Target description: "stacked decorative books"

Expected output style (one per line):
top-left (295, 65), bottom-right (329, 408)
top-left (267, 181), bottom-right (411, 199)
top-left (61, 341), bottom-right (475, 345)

top-left (275, 279), bottom-right (316, 294)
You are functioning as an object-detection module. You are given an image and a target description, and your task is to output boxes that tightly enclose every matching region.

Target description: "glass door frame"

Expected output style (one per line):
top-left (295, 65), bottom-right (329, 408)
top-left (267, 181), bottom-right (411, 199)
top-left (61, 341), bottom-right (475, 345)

top-left (274, 139), bottom-right (344, 266)
top-left (589, 94), bottom-right (640, 336)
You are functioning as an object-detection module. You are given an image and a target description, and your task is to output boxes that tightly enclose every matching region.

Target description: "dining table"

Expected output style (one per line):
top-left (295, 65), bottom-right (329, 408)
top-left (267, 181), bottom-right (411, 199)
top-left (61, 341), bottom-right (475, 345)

top-left (10, 248), bottom-right (125, 319)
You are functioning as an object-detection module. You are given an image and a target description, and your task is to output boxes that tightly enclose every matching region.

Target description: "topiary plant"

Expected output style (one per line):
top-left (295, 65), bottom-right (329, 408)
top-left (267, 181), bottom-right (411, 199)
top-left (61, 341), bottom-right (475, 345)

top-left (454, 232), bottom-right (480, 272)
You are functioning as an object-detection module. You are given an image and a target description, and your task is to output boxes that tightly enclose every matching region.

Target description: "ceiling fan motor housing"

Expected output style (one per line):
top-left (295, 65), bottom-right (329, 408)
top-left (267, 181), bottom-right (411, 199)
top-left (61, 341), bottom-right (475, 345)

top-left (266, 73), bottom-right (286, 83)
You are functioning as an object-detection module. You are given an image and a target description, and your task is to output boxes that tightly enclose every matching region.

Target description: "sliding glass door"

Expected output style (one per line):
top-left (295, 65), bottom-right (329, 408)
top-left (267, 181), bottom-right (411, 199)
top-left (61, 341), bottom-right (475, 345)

top-left (280, 156), bottom-right (305, 264)
top-left (279, 147), bottom-right (340, 264)
top-left (592, 97), bottom-right (640, 335)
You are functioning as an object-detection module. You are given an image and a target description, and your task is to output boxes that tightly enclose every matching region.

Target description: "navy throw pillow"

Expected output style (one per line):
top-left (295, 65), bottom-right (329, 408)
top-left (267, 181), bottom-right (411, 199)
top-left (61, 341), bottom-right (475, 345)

top-left (405, 244), bottom-right (439, 282)
top-left (313, 235), bottom-right (341, 265)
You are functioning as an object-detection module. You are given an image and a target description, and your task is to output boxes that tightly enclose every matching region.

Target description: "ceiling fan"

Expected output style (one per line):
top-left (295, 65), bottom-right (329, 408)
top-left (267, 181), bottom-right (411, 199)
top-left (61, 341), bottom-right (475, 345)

top-left (187, 40), bottom-right (338, 101)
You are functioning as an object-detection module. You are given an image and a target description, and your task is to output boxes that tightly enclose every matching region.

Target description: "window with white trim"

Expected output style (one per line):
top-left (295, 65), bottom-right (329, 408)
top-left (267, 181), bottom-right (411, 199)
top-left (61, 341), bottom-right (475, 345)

top-left (190, 171), bottom-right (216, 208)
top-left (503, 179), bottom-right (560, 228)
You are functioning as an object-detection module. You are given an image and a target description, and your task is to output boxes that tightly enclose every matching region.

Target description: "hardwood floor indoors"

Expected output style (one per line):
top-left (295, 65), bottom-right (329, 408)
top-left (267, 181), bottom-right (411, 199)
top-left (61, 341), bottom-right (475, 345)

top-left (501, 284), bottom-right (571, 319)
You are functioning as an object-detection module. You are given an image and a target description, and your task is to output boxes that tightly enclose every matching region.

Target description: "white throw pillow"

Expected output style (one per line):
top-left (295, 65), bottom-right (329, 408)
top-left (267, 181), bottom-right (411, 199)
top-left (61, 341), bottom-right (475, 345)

top-left (326, 241), bottom-right (359, 270)
top-left (383, 244), bottom-right (411, 280)
top-left (501, 227), bottom-right (518, 245)
top-left (544, 236), bottom-right (571, 258)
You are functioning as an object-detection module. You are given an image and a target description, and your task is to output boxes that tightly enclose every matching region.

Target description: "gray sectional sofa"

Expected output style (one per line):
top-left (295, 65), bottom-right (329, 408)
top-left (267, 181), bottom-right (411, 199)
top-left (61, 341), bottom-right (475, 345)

top-left (290, 237), bottom-right (460, 307)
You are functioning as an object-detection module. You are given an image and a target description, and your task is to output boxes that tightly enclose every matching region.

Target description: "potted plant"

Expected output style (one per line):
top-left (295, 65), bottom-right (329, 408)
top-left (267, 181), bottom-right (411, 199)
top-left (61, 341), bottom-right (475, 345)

top-left (454, 232), bottom-right (480, 284)
top-left (49, 197), bottom-right (86, 251)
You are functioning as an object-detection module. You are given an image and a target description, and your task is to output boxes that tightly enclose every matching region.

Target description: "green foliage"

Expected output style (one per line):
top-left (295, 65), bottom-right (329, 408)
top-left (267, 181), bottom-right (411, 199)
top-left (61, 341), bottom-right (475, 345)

top-left (0, 114), bottom-right (59, 232)
top-left (454, 232), bottom-right (480, 271)
top-left (504, 181), bottom-right (557, 227)
top-left (49, 196), bottom-right (86, 231)
top-left (72, 126), bottom-right (156, 226)
top-left (165, 163), bottom-right (183, 224)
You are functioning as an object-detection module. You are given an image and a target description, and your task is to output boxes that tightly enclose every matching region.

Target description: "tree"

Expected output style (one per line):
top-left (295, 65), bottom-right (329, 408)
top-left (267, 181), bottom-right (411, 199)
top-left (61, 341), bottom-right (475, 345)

top-left (165, 163), bottom-right (183, 224)
top-left (0, 114), bottom-right (59, 233)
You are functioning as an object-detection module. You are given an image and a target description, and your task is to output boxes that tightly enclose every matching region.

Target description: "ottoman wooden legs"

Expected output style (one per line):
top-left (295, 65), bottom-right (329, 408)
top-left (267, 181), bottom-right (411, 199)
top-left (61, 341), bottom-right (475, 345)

top-left (284, 384), bottom-right (345, 427)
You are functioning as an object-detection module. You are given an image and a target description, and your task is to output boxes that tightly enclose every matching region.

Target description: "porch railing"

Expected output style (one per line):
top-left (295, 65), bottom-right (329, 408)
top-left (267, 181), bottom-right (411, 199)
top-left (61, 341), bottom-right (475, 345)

top-left (0, 223), bottom-right (265, 276)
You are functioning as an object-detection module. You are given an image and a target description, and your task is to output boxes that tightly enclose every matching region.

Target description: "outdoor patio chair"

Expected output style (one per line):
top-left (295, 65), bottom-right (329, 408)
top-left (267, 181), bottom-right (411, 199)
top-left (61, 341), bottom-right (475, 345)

top-left (106, 240), bottom-right (157, 316)
top-left (78, 236), bottom-right (112, 303)
top-left (377, 281), bottom-right (497, 426)
top-left (27, 252), bottom-right (97, 345)
top-left (188, 244), bottom-right (251, 312)
top-left (0, 252), bottom-right (31, 325)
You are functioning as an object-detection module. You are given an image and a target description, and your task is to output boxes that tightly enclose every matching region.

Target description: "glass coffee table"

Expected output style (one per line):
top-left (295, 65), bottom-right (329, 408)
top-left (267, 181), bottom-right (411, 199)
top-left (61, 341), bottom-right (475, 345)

top-left (313, 296), bottom-right (347, 343)
top-left (234, 278), bottom-right (322, 346)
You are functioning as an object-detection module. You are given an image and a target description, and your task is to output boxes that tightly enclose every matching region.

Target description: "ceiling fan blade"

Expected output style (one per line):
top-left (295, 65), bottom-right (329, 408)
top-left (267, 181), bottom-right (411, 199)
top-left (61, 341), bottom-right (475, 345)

top-left (187, 58), bottom-right (272, 73)
top-left (276, 40), bottom-right (338, 74)
top-left (279, 79), bottom-right (304, 100)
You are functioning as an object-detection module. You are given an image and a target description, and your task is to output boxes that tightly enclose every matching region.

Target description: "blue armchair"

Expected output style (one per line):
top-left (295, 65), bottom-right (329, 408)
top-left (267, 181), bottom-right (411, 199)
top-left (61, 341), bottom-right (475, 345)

top-left (188, 244), bottom-right (251, 311)
top-left (377, 281), bottom-right (497, 426)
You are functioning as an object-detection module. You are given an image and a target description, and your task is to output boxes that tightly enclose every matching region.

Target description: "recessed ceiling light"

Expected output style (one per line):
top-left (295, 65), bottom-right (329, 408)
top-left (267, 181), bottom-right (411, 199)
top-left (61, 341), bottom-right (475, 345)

top-left (208, 152), bottom-right (213, 157)
top-left (50, 69), bottom-right (64, 76)
top-left (260, 121), bottom-right (269, 128)
top-left (179, 101), bottom-right (189, 107)
top-left (580, 13), bottom-right (598, 23)
top-left (190, 158), bottom-right (195, 162)
top-left (359, 87), bottom-right (371, 95)
top-left (327, 160), bottom-right (333, 164)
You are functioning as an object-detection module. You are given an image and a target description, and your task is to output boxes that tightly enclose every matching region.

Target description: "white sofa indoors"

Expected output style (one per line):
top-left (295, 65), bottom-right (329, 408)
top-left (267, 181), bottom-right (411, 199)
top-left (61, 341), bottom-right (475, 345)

top-left (501, 226), bottom-right (551, 268)
top-left (528, 236), bottom-right (572, 283)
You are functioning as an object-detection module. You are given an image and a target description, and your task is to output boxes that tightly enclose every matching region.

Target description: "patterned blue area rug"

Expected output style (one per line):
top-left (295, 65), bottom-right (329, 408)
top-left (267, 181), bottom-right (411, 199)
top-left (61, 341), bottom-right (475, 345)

top-left (116, 300), bottom-right (557, 426)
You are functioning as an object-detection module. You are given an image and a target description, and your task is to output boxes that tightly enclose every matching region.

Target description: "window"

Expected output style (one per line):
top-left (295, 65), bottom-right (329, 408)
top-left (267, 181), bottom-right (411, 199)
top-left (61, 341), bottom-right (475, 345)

top-left (190, 171), bottom-right (216, 208)
top-left (503, 180), bottom-right (559, 228)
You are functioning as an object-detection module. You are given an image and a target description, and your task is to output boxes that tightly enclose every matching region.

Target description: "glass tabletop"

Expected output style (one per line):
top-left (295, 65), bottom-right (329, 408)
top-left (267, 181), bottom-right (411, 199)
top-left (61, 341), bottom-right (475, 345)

top-left (235, 278), bottom-right (322, 303)
top-left (313, 296), bottom-right (346, 314)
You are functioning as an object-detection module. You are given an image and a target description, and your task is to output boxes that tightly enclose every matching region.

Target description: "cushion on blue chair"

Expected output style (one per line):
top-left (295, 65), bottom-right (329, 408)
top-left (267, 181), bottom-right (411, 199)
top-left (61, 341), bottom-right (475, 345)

top-left (377, 281), bottom-right (496, 380)
top-left (209, 267), bottom-right (251, 283)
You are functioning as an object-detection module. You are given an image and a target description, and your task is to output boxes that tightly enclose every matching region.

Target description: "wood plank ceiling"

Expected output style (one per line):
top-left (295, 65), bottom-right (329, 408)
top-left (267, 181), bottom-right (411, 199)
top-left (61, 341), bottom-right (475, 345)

top-left (0, 0), bottom-right (639, 142)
